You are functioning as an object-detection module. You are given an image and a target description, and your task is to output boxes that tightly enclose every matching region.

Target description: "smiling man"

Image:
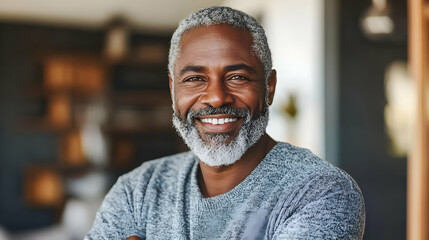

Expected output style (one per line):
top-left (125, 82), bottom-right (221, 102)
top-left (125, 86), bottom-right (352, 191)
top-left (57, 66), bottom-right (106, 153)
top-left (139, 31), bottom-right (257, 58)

top-left (86, 6), bottom-right (365, 240)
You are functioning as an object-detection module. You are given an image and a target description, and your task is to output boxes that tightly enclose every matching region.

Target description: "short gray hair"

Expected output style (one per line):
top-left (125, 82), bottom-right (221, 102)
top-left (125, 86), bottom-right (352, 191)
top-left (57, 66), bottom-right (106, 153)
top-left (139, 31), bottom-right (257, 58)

top-left (168, 6), bottom-right (272, 82)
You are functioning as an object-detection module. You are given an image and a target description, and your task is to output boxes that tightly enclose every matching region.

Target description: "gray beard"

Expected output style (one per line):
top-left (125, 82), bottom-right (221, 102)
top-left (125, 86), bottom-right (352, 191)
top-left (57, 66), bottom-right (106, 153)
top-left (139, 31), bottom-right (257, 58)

top-left (172, 105), bottom-right (269, 167)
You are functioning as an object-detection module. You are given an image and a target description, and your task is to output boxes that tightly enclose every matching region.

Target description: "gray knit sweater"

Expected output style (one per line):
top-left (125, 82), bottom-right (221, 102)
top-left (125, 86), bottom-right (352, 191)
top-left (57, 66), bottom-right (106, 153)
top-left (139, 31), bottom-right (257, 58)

top-left (85, 142), bottom-right (365, 239)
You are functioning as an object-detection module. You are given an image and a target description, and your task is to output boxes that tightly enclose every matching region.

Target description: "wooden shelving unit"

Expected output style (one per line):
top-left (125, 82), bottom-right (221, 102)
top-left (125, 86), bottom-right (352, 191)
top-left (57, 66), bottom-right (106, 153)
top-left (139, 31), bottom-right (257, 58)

top-left (407, 0), bottom-right (429, 239)
top-left (19, 31), bottom-right (178, 210)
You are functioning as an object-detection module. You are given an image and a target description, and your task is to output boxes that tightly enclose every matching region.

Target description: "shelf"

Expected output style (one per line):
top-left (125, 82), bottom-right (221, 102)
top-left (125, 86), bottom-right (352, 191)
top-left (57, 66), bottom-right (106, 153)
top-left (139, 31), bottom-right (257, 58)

top-left (22, 83), bottom-right (105, 99)
top-left (19, 118), bottom-right (73, 132)
top-left (112, 91), bottom-right (171, 106)
top-left (103, 124), bottom-right (174, 134)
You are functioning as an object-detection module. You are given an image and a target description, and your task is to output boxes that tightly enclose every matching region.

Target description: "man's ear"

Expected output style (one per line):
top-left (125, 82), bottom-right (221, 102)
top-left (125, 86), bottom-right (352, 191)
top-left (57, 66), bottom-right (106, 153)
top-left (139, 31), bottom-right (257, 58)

top-left (267, 69), bottom-right (277, 105)
top-left (168, 74), bottom-right (173, 94)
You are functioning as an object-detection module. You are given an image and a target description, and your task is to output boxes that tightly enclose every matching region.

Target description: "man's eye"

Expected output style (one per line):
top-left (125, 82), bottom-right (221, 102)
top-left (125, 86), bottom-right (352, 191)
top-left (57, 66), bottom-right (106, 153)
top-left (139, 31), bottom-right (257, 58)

top-left (229, 75), bottom-right (248, 81)
top-left (184, 76), bottom-right (204, 82)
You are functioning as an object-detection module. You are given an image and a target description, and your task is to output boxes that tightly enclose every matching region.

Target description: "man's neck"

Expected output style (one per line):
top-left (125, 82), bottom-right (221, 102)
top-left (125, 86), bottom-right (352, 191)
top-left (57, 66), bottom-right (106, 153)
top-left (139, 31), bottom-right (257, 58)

top-left (197, 134), bottom-right (277, 197)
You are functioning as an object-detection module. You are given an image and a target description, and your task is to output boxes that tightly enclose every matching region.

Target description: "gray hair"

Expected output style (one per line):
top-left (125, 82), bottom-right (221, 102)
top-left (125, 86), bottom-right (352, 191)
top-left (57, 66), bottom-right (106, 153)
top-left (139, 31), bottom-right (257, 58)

top-left (168, 6), bottom-right (272, 82)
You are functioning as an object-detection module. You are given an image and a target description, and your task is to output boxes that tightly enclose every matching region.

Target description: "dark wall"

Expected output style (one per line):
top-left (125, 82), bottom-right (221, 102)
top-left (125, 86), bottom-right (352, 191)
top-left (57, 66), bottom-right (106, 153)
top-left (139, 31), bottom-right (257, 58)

top-left (338, 0), bottom-right (407, 239)
top-left (0, 22), bottom-right (105, 231)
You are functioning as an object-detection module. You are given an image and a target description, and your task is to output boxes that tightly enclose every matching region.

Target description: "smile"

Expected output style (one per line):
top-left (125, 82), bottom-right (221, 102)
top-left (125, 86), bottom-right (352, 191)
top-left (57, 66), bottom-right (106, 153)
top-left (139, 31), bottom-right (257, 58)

top-left (196, 114), bottom-right (242, 133)
top-left (200, 118), bottom-right (238, 125)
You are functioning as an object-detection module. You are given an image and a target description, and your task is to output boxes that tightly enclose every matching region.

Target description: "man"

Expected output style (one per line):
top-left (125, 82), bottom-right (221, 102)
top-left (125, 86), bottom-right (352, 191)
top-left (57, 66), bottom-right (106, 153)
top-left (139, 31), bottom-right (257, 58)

top-left (86, 6), bottom-right (365, 239)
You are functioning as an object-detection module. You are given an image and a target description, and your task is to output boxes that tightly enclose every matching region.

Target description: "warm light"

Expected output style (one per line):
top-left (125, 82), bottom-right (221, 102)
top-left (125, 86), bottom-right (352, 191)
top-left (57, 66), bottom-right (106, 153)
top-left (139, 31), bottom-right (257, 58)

top-left (61, 130), bottom-right (86, 166)
top-left (47, 94), bottom-right (71, 128)
top-left (362, 16), bottom-right (394, 34)
top-left (44, 57), bottom-right (73, 90)
top-left (74, 62), bottom-right (104, 95)
top-left (44, 56), bottom-right (105, 95)
top-left (104, 18), bottom-right (128, 62)
top-left (360, 0), bottom-right (395, 39)
top-left (24, 167), bottom-right (63, 207)
top-left (384, 61), bottom-right (416, 156)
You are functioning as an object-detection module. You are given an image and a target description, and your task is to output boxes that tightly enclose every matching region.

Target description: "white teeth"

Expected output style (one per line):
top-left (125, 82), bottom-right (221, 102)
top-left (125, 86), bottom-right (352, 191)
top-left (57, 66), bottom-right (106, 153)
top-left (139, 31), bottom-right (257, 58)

top-left (200, 118), bottom-right (238, 125)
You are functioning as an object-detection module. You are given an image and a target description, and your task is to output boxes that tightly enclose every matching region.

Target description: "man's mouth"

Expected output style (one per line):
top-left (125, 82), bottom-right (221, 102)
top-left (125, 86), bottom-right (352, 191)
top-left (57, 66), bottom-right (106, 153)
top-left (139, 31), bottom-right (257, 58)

top-left (196, 114), bottom-right (242, 133)
top-left (199, 117), bottom-right (238, 125)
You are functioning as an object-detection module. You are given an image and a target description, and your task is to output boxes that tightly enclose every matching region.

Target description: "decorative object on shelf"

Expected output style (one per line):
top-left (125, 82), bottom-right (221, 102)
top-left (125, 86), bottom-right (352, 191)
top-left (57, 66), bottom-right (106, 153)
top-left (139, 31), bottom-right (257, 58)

top-left (47, 93), bottom-right (72, 128)
top-left (384, 61), bottom-right (429, 157)
top-left (360, 0), bottom-right (394, 40)
top-left (81, 101), bottom-right (108, 167)
top-left (24, 166), bottom-right (64, 207)
top-left (44, 57), bottom-right (73, 91)
top-left (73, 59), bottom-right (105, 95)
top-left (384, 61), bottom-right (414, 157)
top-left (104, 17), bottom-right (129, 63)
top-left (60, 130), bottom-right (87, 166)
top-left (281, 93), bottom-right (299, 145)
top-left (282, 94), bottom-right (298, 120)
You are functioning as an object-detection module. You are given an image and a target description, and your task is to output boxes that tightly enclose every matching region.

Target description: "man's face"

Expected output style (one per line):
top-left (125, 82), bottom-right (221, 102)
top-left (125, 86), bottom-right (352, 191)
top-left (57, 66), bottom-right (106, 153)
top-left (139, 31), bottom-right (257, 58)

top-left (170, 24), bottom-right (276, 166)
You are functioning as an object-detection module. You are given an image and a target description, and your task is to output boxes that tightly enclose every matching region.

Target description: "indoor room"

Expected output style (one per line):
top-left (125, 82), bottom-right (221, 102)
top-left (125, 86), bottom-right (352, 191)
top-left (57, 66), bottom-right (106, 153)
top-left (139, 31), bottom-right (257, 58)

top-left (0, 0), bottom-right (426, 239)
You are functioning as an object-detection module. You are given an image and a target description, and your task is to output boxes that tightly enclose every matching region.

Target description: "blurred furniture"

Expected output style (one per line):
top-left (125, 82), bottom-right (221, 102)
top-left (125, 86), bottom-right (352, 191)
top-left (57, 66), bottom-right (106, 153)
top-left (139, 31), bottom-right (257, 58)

top-left (408, 0), bottom-right (429, 239)
top-left (0, 20), bottom-right (181, 235)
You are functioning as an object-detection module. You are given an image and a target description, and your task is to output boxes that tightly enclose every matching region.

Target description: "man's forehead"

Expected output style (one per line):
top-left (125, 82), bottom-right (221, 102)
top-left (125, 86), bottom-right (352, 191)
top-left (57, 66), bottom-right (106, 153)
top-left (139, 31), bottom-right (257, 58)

top-left (173, 25), bottom-right (261, 75)
top-left (177, 25), bottom-right (254, 61)
top-left (179, 24), bottom-right (253, 47)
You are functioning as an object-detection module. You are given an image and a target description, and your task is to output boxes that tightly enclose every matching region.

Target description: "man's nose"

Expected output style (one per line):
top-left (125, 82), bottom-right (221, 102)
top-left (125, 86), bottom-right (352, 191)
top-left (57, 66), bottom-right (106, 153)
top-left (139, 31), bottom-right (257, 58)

top-left (199, 79), bottom-right (234, 108)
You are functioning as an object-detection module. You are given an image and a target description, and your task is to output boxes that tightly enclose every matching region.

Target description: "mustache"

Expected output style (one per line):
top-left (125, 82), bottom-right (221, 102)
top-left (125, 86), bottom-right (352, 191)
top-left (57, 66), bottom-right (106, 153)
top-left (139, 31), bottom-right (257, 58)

top-left (186, 106), bottom-right (251, 124)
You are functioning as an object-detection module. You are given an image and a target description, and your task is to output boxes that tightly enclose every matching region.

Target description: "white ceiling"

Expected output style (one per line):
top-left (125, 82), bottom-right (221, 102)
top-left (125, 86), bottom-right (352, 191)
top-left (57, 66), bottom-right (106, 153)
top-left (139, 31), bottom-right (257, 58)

top-left (0, 0), bottom-right (227, 32)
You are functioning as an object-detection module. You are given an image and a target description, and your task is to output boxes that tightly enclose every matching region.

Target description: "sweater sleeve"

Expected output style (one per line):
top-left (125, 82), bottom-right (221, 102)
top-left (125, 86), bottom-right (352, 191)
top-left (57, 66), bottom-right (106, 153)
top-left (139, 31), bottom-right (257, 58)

top-left (85, 176), bottom-right (144, 240)
top-left (269, 172), bottom-right (365, 240)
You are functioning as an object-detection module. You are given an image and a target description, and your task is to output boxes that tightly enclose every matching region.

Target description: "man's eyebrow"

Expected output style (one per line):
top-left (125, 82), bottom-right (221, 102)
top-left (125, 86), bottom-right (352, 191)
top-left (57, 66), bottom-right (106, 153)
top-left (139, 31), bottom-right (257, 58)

top-left (225, 64), bottom-right (255, 73)
top-left (179, 65), bottom-right (206, 76)
top-left (179, 64), bottom-right (256, 76)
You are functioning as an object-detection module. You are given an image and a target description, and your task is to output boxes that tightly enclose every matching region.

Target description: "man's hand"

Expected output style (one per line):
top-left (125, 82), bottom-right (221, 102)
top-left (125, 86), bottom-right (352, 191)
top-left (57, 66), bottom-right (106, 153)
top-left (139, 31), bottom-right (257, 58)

top-left (126, 236), bottom-right (142, 240)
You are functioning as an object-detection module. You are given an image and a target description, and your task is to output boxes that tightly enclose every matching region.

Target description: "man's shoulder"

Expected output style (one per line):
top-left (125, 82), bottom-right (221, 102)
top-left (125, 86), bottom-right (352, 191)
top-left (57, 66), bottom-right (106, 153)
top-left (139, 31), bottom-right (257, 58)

top-left (269, 142), bottom-right (333, 171)
top-left (271, 142), bottom-right (361, 193)
top-left (266, 144), bottom-right (365, 239)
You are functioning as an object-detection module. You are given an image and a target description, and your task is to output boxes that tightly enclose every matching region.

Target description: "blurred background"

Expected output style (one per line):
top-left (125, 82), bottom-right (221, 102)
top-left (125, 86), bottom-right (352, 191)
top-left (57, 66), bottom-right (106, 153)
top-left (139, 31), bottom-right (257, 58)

top-left (0, 0), bottom-right (425, 239)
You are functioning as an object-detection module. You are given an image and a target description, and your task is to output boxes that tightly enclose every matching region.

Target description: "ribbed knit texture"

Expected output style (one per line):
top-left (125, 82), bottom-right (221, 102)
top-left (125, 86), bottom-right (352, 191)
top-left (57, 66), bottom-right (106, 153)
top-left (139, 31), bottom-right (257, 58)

top-left (85, 142), bottom-right (365, 239)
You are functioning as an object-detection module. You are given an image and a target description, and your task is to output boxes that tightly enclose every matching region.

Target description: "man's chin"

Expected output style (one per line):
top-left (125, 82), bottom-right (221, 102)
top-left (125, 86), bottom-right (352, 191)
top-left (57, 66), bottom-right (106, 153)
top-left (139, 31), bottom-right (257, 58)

top-left (199, 132), bottom-right (235, 146)
top-left (189, 129), bottom-right (250, 167)
top-left (172, 105), bottom-right (269, 167)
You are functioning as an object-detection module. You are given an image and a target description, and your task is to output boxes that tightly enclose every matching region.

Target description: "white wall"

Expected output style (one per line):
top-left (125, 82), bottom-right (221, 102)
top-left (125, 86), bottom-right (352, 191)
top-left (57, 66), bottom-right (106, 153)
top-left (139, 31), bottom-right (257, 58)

top-left (264, 0), bottom-right (325, 158)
